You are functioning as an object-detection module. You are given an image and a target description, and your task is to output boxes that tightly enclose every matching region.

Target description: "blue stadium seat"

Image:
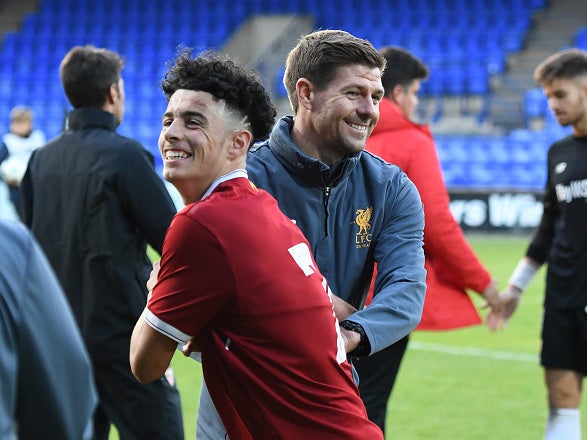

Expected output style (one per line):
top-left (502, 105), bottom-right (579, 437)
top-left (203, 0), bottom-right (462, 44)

top-left (466, 66), bottom-right (489, 96)
top-left (575, 26), bottom-right (587, 49)
top-left (486, 137), bottom-right (510, 165)
top-left (274, 69), bottom-right (288, 98)
top-left (0, 75), bottom-right (11, 96)
top-left (523, 88), bottom-right (548, 125)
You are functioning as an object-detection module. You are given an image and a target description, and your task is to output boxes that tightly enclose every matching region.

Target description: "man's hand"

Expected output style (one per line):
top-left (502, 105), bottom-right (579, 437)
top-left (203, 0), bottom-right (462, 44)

top-left (485, 285), bottom-right (522, 331)
top-left (331, 294), bottom-right (358, 321)
top-left (480, 280), bottom-right (500, 309)
top-left (146, 261), bottom-right (160, 293)
top-left (339, 327), bottom-right (361, 354)
top-left (181, 339), bottom-right (201, 357)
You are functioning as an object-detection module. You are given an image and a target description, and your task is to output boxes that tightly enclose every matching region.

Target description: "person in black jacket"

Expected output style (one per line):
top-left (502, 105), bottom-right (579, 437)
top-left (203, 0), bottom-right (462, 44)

top-left (20, 45), bottom-right (184, 440)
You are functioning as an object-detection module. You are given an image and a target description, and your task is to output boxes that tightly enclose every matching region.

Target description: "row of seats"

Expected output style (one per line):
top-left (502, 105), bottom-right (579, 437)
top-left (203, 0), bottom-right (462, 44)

top-left (435, 129), bottom-right (569, 190)
top-left (3, 0), bottom-right (543, 101)
top-left (0, 0), bottom-right (554, 191)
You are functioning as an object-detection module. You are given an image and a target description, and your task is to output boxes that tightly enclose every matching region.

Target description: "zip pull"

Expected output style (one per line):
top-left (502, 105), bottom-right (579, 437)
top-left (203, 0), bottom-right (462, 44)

top-left (322, 186), bottom-right (331, 236)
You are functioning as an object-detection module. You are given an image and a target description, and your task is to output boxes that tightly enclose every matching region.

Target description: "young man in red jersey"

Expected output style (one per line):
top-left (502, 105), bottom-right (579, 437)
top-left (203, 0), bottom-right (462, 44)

top-left (129, 49), bottom-right (383, 440)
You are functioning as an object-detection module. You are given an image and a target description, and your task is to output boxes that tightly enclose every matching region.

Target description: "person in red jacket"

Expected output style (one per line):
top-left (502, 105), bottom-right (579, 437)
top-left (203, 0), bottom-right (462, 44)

top-left (358, 46), bottom-right (501, 434)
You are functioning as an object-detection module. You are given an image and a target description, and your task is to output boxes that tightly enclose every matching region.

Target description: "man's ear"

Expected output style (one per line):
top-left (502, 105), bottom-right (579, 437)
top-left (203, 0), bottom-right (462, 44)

top-left (296, 78), bottom-right (313, 110)
top-left (390, 84), bottom-right (404, 103)
top-left (106, 83), bottom-right (118, 105)
top-left (229, 130), bottom-right (252, 159)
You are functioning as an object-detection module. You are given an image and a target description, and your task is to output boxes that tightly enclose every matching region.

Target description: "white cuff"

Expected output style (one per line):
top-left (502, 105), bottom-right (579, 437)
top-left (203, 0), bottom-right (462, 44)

top-left (508, 259), bottom-right (537, 293)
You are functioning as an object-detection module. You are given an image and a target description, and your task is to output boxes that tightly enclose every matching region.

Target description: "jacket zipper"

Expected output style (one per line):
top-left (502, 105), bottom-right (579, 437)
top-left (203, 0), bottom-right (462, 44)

top-left (323, 186), bottom-right (330, 236)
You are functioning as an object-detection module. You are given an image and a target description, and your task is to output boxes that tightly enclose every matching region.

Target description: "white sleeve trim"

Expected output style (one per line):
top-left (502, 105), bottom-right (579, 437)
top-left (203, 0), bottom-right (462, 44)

top-left (145, 309), bottom-right (192, 345)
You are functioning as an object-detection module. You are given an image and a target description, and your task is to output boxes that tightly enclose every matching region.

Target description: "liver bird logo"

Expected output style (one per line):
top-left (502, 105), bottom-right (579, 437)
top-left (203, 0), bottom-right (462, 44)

top-left (355, 207), bottom-right (372, 235)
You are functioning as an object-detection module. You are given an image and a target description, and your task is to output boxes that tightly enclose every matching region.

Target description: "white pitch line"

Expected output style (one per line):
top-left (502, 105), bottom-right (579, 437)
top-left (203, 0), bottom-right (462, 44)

top-left (410, 341), bottom-right (538, 363)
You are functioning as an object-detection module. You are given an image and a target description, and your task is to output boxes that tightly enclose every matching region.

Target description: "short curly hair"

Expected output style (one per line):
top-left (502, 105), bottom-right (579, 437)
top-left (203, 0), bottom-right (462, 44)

top-left (162, 49), bottom-right (276, 145)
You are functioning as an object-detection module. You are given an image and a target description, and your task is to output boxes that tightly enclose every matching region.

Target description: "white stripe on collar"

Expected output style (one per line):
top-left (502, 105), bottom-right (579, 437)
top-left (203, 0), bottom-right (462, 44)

top-left (201, 169), bottom-right (248, 200)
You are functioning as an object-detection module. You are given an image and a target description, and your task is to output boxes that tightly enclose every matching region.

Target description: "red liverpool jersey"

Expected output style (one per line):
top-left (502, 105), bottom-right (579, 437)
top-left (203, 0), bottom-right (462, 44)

top-left (147, 177), bottom-right (382, 439)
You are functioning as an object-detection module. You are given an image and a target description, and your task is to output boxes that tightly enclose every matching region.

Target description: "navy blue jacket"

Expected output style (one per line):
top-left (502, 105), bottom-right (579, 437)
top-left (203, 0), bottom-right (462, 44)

top-left (247, 117), bottom-right (426, 354)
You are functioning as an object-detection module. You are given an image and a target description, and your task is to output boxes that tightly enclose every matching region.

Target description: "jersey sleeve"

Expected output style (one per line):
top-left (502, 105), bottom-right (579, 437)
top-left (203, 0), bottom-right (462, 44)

top-left (147, 212), bottom-right (234, 341)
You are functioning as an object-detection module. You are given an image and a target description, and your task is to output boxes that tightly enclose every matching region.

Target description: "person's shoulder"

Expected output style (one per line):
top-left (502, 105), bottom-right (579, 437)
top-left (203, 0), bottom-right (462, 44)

top-left (112, 132), bottom-right (145, 150)
top-left (0, 219), bottom-right (28, 240)
top-left (110, 134), bottom-right (154, 162)
top-left (360, 149), bottom-right (404, 176)
top-left (547, 134), bottom-right (577, 157)
top-left (248, 140), bottom-right (272, 159)
top-left (30, 129), bottom-right (46, 144)
top-left (552, 134), bottom-right (578, 147)
top-left (359, 150), bottom-right (420, 199)
top-left (0, 220), bottom-right (32, 259)
top-left (247, 140), bottom-right (279, 174)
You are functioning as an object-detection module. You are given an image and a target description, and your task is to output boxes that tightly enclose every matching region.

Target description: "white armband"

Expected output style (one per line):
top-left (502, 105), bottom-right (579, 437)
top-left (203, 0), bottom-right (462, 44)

top-left (508, 260), bottom-right (538, 292)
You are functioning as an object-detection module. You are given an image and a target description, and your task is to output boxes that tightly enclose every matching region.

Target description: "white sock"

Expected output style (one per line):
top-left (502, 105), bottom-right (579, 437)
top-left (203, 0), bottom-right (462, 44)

top-left (544, 408), bottom-right (581, 440)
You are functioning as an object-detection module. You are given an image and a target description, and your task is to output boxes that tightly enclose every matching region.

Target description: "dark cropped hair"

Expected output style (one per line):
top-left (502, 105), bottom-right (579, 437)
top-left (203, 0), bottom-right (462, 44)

top-left (379, 46), bottom-right (429, 95)
top-left (534, 48), bottom-right (587, 86)
top-left (162, 49), bottom-right (276, 145)
top-left (60, 45), bottom-right (123, 108)
top-left (284, 30), bottom-right (386, 114)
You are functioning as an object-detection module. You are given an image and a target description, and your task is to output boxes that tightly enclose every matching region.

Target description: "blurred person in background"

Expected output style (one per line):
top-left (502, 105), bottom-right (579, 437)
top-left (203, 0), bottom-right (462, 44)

top-left (490, 48), bottom-right (587, 440)
top-left (0, 219), bottom-right (97, 439)
top-left (363, 46), bottom-right (501, 434)
top-left (20, 45), bottom-right (184, 440)
top-left (0, 106), bottom-right (46, 219)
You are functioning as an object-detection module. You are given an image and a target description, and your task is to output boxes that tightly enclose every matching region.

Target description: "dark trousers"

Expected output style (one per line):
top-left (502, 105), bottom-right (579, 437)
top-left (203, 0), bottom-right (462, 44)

top-left (353, 335), bottom-right (410, 435)
top-left (92, 357), bottom-right (184, 440)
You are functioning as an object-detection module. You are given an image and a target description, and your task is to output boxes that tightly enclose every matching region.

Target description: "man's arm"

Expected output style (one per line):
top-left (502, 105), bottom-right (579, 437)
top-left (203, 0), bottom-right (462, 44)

top-left (119, 143), bottom-right (177, 254)
top-left (349, 171), bottom-right (426, 355)
top-left (130, 308), bottom-right (178, 384)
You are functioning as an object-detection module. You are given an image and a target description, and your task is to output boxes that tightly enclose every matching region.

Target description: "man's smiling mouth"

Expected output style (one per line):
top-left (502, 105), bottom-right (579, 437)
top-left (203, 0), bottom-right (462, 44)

top-left (348, 122), bottom-right (368, 131)
top-left (165, 150), bottom-right (191, 160)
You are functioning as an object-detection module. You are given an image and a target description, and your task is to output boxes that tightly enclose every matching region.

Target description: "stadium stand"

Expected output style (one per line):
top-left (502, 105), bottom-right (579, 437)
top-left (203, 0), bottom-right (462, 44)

top-left (0, 0), bottom-right (584, 191)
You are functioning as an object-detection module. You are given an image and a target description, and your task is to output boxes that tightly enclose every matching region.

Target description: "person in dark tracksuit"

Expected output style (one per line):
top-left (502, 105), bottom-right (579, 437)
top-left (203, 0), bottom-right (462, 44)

top-left (20, 45), bottom-right (184, 440)
top-left (491, 48), bottom-right (587, 440)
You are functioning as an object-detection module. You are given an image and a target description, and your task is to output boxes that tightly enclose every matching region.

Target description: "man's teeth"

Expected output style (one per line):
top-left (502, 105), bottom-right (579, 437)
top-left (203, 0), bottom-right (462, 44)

top-left (348, 122), bottom-right (367, 131)
top-left (166, 151), bottom-right (190, 159)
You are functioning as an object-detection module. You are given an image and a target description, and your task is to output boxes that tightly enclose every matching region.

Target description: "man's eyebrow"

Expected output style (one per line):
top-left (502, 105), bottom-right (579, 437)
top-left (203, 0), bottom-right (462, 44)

top-left (162, 110), bottom-right (207, 121)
